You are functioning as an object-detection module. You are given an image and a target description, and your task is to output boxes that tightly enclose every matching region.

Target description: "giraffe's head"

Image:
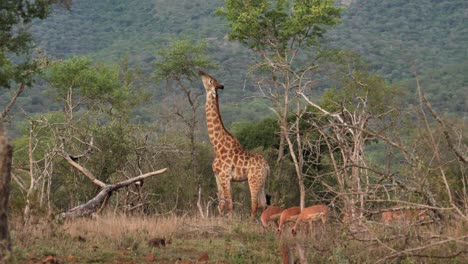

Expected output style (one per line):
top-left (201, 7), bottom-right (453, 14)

top-left (199, 70), bottom-right (224, 98)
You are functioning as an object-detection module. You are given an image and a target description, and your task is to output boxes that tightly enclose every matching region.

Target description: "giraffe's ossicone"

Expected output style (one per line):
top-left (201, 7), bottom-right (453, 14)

top-left (199, 71), bottom-right (269, 221)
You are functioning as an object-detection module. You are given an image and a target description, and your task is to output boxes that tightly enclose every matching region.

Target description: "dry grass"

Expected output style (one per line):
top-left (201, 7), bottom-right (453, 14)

top-left (8, 213), bottom-right (468, 263)
top-left (10, 213), bottom-right (279, 263)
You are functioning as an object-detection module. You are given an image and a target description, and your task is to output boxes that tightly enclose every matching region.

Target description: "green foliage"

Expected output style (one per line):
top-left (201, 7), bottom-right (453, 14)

top-left (220, 98), bottom-right (271, 125)
top-left (154, 37), bottom-right (217, 82)
top-left (90, 123), bottom-right (132, 181)
top-left (45, 56), bottom-right (150, 116)
top-left (400, 61), bottom-right (468, 115)
top-left (46, 57), bottom-right (118, 105)
top-left (216, 0), bottom-right (342, 53)
top-left (321, 70), bottom-right (401, 116)
top-left (4, 0), bottom-right (466, 224)
top-left (2, 0), bottom-right (462, 123)
top-left (0, 0), bottom-right (52, 88)
top-left (230, 117), bottom-right (279, 150)
top-left (327, 0), bottom-right (468, 80)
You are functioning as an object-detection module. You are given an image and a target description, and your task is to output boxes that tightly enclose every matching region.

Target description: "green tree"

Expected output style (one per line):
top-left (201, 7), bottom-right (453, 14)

top-left (1, 0), bottom-right (71, 119)
top-left (217, 0), bottom-right (342, 209)
top-left (231, 117), bottom-right (279, 151)
top-left (45, 56), bottom-right (147, 118)
top-left (153, 37), bottom-right (216, 168)
top-left (11, 56), bottom-right (151, 220)
top-left (1, 1), bottom-right (70, 260)
top-left (153, 38), bottom-right (217, 217)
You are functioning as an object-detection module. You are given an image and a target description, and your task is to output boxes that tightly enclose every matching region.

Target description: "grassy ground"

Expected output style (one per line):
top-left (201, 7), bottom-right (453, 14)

top-left (10, 214), bottom-right (281, 263)
top-left (8, 213), bottom-right (468, 263)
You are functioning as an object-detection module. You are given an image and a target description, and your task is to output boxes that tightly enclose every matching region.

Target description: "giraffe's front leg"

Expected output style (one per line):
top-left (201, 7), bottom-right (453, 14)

top-left (214, 175), bottom-right (225, 216)
top-left (215, 172), bottom-right (232, 218)
top-left (218, 172), bottom-right (232, 218)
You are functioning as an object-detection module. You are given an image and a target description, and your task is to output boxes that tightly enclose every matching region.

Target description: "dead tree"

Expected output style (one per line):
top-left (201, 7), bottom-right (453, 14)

top-left (59, 145), bottom-right (167, 219)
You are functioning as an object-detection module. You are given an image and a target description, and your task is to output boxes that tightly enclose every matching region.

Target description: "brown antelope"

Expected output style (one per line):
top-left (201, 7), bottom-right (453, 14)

top-left (381, 206), bottom-right (429, 224)
top-left (260, 206), bottom-right (284, 228)
top-left (291, 205), bottom-right (328, 236)
top-left (277, 206), bottom-right (301, 234)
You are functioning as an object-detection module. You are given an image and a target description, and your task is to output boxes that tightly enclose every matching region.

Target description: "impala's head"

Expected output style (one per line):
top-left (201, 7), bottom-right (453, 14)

top-left (199, 70), bottom-right (224, 97)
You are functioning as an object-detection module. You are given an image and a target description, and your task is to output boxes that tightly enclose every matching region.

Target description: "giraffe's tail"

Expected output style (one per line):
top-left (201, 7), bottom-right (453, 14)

top-left (257, 165), bottom-right (269, 209)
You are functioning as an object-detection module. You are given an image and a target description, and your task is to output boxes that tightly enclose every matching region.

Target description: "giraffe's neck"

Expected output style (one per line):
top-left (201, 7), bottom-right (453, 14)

top-left (205, 91), bottom-right (235, 154)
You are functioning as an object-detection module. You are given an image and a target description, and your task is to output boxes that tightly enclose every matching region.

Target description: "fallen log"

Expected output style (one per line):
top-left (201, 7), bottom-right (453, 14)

top-left (59, 141), bottom-right (168, 219)
top-left (59, 168), bottom-right (167, 219)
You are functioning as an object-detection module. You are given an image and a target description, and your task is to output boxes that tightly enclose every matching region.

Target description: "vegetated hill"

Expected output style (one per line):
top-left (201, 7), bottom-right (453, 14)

top-left (25, 0), bottom-right (260, 124)
top-left (33, 0), bottom-right (228, 63)
top-left (6, 0), bottom-right (466, 121)
top-left (35, 0), bottom-right (467, 79)
top-left (327, 0), bottom-right (467, 81)
top-left (402, 61), bottom-right (468, 115)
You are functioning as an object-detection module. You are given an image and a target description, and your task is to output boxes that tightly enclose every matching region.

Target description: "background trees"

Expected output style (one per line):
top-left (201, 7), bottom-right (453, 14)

top-left (153, 37), bottom-right (217, 217)
top-left (1, 0), bottom-right (466, 262)
top-left (1, 0), bottom-right (464, 221)
top-left (1, 1), bottom-right (71, 261)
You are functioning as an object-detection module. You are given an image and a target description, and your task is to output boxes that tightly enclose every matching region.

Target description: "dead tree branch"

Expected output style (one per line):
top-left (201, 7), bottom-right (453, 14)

top-left (376, 235), bottom-right (468, 263)
top-left (59, 167), bottom-right (168, 219)
top-left (59, 141), bottom-right (167, 218)
top-left (414, 74), bottom-right (466, 164)
top-left (1, 83), bottom-right (25, 120)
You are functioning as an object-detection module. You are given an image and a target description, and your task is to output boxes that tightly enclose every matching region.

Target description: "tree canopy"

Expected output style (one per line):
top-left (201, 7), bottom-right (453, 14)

top-left (216, 0), bottom-right (342, 54)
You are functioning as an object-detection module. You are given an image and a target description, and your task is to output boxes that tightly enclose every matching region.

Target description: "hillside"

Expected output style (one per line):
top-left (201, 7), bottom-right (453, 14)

top-left (327, 0), bottom-right (468, 80)
top-left (34, 0), bottom-right (467, 79)
top-left (2, 0), bottom-right (466, 124)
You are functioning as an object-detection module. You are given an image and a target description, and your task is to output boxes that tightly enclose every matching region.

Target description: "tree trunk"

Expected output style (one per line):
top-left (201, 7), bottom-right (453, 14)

top-left (0, 126), bottom-right (13, 262)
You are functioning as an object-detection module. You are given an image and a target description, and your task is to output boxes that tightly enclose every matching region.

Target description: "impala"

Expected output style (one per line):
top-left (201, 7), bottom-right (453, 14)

top-left (291, 205), bottom-right (328, 236)
top-left (381, 206), bottom-right (429, 223)
top-left (277, 206), bottom-right (301, 234)
top-left (260, 206), bottom-right (284, 228)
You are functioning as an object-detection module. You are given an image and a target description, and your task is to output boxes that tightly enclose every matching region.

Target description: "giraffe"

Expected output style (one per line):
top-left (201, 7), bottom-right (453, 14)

top-left (199, 70), bottom-right (269, 221)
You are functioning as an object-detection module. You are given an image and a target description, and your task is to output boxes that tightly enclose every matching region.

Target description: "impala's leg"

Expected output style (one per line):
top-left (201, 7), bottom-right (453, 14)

top-left (309, 220), bottom-right (314, 237)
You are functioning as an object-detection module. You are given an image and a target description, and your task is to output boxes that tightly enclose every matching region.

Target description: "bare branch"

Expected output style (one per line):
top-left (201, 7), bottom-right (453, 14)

top-left (62, 151), bottom-right (106, 188)
top-left (414, 74), bottom-right (466, 164)
top-left (376, 236), bottom-right (468, 263)
top-left (1, 83), bottom-right (25, 120)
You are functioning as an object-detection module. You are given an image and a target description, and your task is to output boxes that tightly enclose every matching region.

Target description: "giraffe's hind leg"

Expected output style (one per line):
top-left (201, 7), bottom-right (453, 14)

top-left (248, 184), bottom-right (259, 221)
top-left (248, 162), bottom-right (268, 221)
top-left (247, 172), bottom-right (264, 221)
